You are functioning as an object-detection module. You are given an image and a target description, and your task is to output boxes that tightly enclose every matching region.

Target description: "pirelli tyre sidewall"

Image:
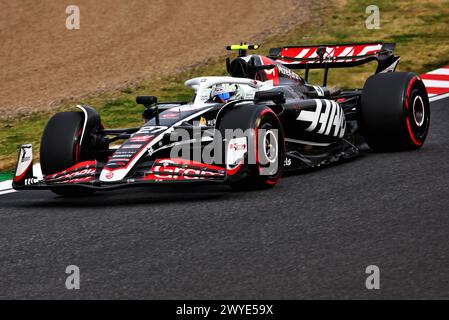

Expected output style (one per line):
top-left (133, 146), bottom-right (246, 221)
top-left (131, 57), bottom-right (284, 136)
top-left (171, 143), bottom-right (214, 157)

top-left (359, 72), bottom-right (430, 151)
top-left (218, 104), bottom-right (285, 189)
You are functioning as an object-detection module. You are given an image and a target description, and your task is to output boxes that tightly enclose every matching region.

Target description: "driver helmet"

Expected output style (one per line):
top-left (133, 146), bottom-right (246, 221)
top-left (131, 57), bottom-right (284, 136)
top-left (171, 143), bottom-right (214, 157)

top-left (211, 84), bottom-right (237, 103)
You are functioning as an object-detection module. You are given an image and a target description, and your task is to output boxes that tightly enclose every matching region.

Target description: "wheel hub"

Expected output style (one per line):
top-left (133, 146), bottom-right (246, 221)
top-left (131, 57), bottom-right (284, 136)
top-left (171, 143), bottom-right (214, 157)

top-left (412, 95), bottom-right (425, 127)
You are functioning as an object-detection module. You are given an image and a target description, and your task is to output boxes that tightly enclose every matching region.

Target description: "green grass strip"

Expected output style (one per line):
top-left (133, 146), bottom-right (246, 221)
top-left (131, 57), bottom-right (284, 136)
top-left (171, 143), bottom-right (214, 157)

top-left (0, 172), bottom-right (13, 182)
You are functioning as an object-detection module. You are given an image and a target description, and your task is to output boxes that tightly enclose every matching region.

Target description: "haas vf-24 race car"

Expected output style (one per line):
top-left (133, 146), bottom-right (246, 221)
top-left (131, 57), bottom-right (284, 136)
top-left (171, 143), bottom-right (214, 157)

top-left (13, 43), bottom-right (430, 195)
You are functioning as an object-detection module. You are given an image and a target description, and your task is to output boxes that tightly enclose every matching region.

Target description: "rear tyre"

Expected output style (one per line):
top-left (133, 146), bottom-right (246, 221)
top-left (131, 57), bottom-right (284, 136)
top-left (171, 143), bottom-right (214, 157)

top-left (40, 111), bottom-right (95, 196)
top-left (218, 105), bottom-right (285, 190)
top-left (359, 72), bottom-right (430, 151)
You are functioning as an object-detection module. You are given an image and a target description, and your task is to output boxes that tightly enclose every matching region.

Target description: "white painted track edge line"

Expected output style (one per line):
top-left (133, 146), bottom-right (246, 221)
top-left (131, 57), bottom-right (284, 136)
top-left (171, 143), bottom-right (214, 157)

top-left (0, 189), bottom-right (16, 196)
top-left (0, 180), bottom-right (15, 195)
top-left (0, 180), bottom-right (13, 190)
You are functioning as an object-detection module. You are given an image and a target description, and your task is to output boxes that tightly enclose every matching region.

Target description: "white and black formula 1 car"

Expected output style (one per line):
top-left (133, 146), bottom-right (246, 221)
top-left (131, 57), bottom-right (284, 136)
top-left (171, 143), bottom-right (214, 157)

top-left (13, 43), bottom-right (430, 195)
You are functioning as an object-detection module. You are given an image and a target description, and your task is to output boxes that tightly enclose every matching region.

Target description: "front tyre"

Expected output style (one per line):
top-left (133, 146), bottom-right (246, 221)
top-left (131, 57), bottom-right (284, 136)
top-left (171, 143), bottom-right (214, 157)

top-left (40, 111), bottom-right (96, 196)
top-left (219, 105), bottom-right (285, 190)
top-left (244, 115), bottom-right (283, 188)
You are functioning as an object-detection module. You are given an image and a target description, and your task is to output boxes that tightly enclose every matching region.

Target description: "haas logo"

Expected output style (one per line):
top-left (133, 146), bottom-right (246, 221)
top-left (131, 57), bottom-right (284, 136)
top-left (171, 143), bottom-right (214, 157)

top-left (105, 171), bottom-right (114, 180)
top-left (20, 145), bottom-right (32, 163)
top-left (297, 99), bottom-right (346, 138)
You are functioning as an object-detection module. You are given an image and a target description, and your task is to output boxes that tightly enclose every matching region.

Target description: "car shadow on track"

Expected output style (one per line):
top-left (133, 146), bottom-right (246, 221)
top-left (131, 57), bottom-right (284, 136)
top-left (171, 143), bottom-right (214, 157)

top-left (5, 152), bottom-right (370, 209)
top-left (4, 184), bottom-right (236, 208)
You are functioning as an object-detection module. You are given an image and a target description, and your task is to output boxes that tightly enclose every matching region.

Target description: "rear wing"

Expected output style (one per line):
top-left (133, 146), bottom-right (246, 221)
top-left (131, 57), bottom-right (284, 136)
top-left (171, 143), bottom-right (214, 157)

top-left (269, 42), bottom-right (399, 73)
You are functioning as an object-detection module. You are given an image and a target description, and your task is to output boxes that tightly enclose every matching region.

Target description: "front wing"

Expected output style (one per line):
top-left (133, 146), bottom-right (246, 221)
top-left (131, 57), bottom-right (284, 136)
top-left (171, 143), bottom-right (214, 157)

top-left (13, 154), bottom-right (229, 192)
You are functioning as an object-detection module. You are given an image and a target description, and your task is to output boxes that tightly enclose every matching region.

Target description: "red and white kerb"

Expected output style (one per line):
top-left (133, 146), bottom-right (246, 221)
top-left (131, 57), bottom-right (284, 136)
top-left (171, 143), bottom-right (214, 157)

top-left (421, 66), bottom-right (449, 98)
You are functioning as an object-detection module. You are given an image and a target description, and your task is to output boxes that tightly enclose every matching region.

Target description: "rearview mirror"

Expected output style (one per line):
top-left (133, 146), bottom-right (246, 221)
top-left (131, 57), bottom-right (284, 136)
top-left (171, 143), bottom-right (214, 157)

top-left (136, 96), bottom-right (157, 107)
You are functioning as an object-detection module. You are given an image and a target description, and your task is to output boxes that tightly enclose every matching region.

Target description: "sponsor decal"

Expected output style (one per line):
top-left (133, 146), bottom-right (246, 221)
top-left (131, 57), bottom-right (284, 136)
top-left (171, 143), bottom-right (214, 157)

top-left (259, 56), bottom-right (302, 83)
top-left (150, 159), bottom-right (222, 180)
top-left (276, 62), bottom-right (301, 81)
top-left (105, 171), bottom-right (114, 180)
top-left (199, 117), bottom-right (207, 126)
top-left (312, 85), bottom-right (325, 97)
top-left (200, 88), bottom-right (212, 102)
top-left (296, 99), bottom-right (346, 138)
top-left (106, 161), bottom-right (126, 167)
top-left (55, 176), bottom-right (94, 184)
top-left (121, 144), bottom-right (143, 149)
top-left (21, 150), bottom-right (31, 163)
top-left (48, 168), bottom-right (96, 182)
top-left (111, 150), bottom-right (137, 160)
top-left (161, 112), bottom-right (180, 119)
top-left (284, 157), bottom-right (292, 167)
top-left (44, 161), bottom-right (96, 179)
top-left (14, 144), bottom-right (33, 182)
top-left (260, 56), bottom-right (279, 85)
top-left (244, 92), bottom-right (256, 100)
top-left (112, 151), bottom-right (135, 157)
top-left (226, 137), bottom-right (247, 170)
top-left (24, 177), bottom-right (39, 185)
top-left (129, 135), bottom-right (153, 142)
top-left (138, 126), bottom-right (168, 134)
top-left (229, 141), bottom-right (247, 151)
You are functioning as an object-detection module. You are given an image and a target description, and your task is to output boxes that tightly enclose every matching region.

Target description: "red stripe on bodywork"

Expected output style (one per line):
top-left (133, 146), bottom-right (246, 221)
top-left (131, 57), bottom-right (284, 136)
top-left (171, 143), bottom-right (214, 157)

top-left (226, 162), bottom-right (243, 176)
top-left (13, 162), bottom-right (32, 182)
top-left (45, 160), bottom-right (96, 179)
top-left (260, 56), bottom-right (279, 85)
